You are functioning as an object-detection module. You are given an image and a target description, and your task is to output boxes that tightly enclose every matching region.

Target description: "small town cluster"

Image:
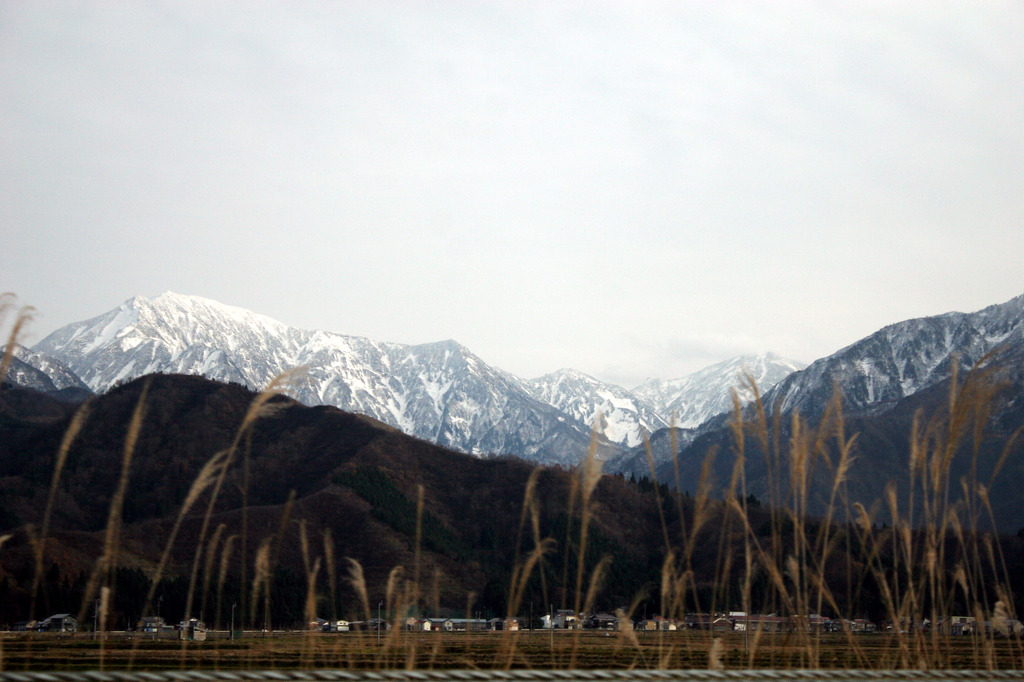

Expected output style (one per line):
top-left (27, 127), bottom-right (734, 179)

top-left (14, 610), bottom-right (1021, 639)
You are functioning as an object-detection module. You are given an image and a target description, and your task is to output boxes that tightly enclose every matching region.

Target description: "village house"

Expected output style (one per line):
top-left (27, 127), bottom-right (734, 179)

top-left (447, 618), bottom-right (488, 631)
top-left (851, 618), bottom-right (878, 633)
top-left (683, 614), bottom-right (732, 631)
top-left (402, 618), bottom-right (431, 632)
top-left (654, 615), bottom-right (680, 631)
top-left (636, 618), bottom-right (657, 631)
top-left (427, 618), bottom-right (453, 631)
top-left (139, 616), bottom-right (167, 632)
top-left (488, 617), bottom-right (519, 631)
top-left (551, 609), bottom-right (580, 629)
top-left (585, 613), bottom-right (618, 630)
top-left (950, 616), bottom-right (976, 635)
top-left (322, 620), bottom-right (351, 632)
top-left (38, 614), bottom-right (78, 633)
top-left (367, 618), bottom-right (390, 631)
top-left (179, 618), bottom-right (207, 641)
top-left (138, 616), bottom-right (174, 638)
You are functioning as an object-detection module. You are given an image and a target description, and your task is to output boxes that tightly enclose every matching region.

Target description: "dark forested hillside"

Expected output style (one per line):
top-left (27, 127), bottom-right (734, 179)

top-left (2, 372), bottom-right (1023, 635)
top-left (653, 350), bottom-right (1024, 533)
top-left (0, 374), bottom-right (667, 628)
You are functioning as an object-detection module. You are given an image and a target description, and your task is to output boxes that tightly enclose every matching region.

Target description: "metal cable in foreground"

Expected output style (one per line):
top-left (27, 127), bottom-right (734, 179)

top-left (2, 671), bottom-right (1024, 682)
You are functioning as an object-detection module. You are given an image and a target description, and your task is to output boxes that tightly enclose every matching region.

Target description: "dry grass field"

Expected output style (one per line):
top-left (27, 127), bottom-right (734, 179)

top-left (3, 299), bottom-right (1024, 673)
top-left (2, 630), bottom-right (1022, 672)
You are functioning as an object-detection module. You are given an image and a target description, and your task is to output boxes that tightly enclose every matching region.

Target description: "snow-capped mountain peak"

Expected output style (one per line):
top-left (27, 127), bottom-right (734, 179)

top-left (3, 344), bottom-right (90, 392)
top-left (33, 294), bottom-right (603, 463)
top-left (764, 293), bottom-right (1024, 419)
top-left (632, 353), bottom-right (806, 428)
top-left (525, 368), bottom-right (667, 448)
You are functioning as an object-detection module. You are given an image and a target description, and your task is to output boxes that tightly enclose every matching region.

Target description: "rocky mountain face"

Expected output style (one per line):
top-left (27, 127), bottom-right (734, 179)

top-left (15, 291), bottom-right (1024, 529)
top-left (30, 293), bottom-right (612, 463)
top-left (646, 293), bottom-right (1024, 530)
top-left (604, 353), bottom-right (805, 476)
top-left (762, 293), bottom-right (1024, 419)
top-left (30, 293), bottom-right (805, 465)
top-left (525, 369), bottom-right (668, 448)
top-left (4, 344), bottom-right (91, 391)
top-left (633, 353), bottom-right (807, 429)
top-left (1, 344), bottom-right (93, 400)
top-left (2, 354), bottom-right (55, 393)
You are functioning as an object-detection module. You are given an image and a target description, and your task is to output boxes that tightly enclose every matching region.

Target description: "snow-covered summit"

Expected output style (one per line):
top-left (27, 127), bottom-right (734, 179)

top-left (33, 293), bottom-right (600, 463)
top-left (3, 343), bottom-right (90, 392)
top-left (632, 353), bottom-right (806, 428)
top-left (36, 292), bottom-right (300, 389)
top-left (526, 368), bottom-right (667, 448)
top-left (764, 293), bottom-right (1024, 418)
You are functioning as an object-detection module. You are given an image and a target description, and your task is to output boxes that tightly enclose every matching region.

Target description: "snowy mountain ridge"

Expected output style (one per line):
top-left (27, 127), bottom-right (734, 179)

top-left (3, 344), bottom-right (91, 392)
top-left (633, 353), bottom-right (807, 428)
top-left (33, 293), bottom-right (603, 462)
top-left (525, 368), bottom-right (669, 448)
top-left (28, 292), bottom-right (804, 464)
top-left (763, 293), bottom-right (1024, 419)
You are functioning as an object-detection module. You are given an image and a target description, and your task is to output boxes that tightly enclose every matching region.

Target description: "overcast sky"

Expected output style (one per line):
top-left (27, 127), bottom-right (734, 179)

top-left (3, 2), bottom-right (1023, 389)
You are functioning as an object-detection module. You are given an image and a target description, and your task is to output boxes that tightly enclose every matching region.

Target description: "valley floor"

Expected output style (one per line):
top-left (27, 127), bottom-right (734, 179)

top-left (2, 630), bottom-right (1022, 671)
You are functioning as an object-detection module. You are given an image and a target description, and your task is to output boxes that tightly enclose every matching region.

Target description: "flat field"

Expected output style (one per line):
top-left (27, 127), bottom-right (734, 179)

top-left (3, 630), bottom-right (1022, 672)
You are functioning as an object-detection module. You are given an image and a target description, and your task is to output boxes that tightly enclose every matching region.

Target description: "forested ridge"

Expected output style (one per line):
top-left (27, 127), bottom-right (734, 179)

top-left (2, 373), bottom-right (1023, 631)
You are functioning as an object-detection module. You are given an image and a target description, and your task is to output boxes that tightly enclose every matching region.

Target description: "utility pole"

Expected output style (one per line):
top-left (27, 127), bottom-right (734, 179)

top-left (231, 603), bottom-right (236, 641)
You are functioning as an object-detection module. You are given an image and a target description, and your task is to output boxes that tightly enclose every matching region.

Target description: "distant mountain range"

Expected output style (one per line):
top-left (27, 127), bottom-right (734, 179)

top-left (640, 293), bottom-right (1024, 530)
top-left (0, 344), bottom-right (92, 401)
top-left (9, 291), bottom-right (1024, 490)
top-left (761, 293), bottom-right (1024, 419)
top-left (16, 292), bottom-right (802, 464)
top-left (4, 291), bottom-right (1024, 634)
top-left (633, 353), bottom-right (805, 428)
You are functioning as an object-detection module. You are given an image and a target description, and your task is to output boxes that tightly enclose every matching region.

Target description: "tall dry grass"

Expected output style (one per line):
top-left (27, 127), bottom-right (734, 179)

top-left (4, 291), bottom-right (1023, 672)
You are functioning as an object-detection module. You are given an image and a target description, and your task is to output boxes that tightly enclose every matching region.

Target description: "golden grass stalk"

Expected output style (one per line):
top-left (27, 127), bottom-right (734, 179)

top-left (301, 555), bottom-right (322, 668)
top-left (708, 636), bottom-right (724, 671)
top-left (0, 296), bottom-right (34, 388)
top-left (643, 432), bottom-right (672, 556)
top-left (182, 370), bottom-right (304, 627)
top-left (500, 537), bottom-right (555, 668)
top-left (138, 447), bottom-right (230, 629)
top-left (199, 522), bottom-right (226, 625)
top-left (385, 565), bottom-right (403, 621)
top-left (29, 400), bottom-right (91, 619)
top-left (425, 566), bottom-right (444, 670)
top-left (77, 378), bottom-right (150, 629)
top-left (513, 467), bottom-right (542, 559)
top-left (98, 585), bottom-right (110, 669)
top-left (568, 554), bottom-right (612, 669)
top-left (323, 529), bottom-right (337, 621)
top-left (346, 557), bottom-right (372, 625)
top-left (214, 533), bottom-right (238, 631)
top-left (572, 423), bottom-right (603, 613)
top-left (250, 537), bottom-right (272, 628)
